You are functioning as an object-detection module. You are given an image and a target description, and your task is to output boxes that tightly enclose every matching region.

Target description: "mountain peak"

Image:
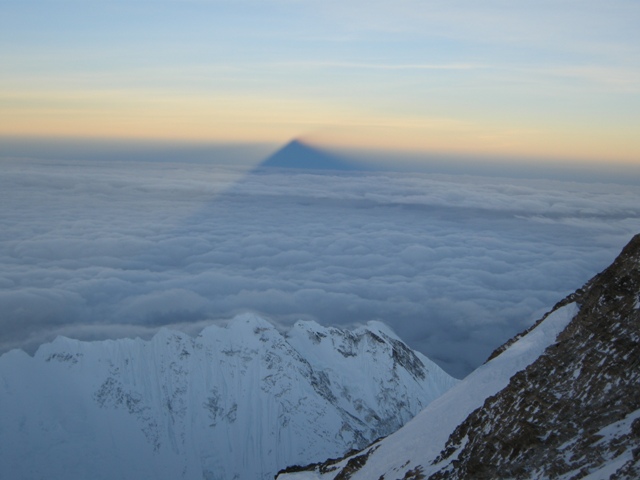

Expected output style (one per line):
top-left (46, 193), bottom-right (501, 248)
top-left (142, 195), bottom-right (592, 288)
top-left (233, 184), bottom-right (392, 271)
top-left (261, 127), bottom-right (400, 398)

top-left (276, 233), bottom-right (640, 480)
top-left (0, 315), bottom-right (457, 480)
top-left (258, 139), bottom-right (357, 171)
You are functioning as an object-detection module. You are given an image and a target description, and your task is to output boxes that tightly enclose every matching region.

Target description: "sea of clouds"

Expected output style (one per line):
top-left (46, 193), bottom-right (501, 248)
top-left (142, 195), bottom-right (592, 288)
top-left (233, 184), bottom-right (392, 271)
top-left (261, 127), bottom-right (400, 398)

top-left (1, 155), bottom-right (639, 377)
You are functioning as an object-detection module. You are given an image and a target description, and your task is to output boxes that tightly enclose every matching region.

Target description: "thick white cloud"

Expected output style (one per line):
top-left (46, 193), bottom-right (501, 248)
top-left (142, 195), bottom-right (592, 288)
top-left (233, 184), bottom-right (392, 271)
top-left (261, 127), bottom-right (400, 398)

top-left (1, 157), bottom-right (639, 377)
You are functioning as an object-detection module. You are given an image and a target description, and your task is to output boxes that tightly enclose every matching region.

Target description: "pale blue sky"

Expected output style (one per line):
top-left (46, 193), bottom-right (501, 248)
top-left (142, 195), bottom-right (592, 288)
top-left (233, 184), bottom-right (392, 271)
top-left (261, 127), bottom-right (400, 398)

top-left (1, 0), bottom-right (639, 162)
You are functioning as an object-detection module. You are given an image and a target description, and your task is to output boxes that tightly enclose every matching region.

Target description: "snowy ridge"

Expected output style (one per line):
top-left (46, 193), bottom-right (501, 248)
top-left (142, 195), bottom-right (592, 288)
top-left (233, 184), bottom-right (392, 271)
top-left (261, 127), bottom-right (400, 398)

top-left (276, 303), bottom-right (578, 480)
top-left (0, 315), bottom-right (457, 480)
top-left (277, 233), bottom-right (640, 480)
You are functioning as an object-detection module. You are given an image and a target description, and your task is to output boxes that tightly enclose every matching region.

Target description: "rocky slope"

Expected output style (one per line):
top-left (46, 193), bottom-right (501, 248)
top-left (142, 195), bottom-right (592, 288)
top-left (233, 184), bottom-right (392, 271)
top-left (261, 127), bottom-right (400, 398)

top-left (0, 316), bottom-right (457, 480)
top-left (277, 233), bottom-right (640, 480)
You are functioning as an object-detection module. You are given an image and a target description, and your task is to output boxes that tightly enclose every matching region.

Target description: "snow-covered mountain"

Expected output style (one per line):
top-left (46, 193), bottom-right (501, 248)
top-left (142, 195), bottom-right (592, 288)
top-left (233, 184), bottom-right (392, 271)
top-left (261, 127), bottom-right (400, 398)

top-left (277, 233), bottom-right (640, 480)
top-left (0, 316), bottom-right (457, 480)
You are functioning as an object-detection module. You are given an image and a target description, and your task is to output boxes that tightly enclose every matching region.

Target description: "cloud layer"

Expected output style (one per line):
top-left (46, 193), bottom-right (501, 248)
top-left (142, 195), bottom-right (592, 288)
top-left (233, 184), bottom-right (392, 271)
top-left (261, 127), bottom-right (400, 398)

top-left (1, 157), bottom-right (639, 377)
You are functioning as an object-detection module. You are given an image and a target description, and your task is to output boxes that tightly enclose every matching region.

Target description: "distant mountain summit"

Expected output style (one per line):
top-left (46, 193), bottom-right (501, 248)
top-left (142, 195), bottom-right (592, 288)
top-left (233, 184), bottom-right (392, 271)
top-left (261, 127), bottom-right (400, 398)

top-left (0, 317), bottom-right (457, 480)
top-left (259, 140), bottom-right (358, 171)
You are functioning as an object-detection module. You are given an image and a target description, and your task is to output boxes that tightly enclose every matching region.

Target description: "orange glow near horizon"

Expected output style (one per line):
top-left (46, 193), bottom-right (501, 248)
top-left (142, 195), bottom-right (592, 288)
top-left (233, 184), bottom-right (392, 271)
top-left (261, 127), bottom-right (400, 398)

top-left (301, 123), bottom-right (640, 166)
top-left (1, 89), bottom-right (639, 166)
top-left (2, 1), bottom-right (639, 170)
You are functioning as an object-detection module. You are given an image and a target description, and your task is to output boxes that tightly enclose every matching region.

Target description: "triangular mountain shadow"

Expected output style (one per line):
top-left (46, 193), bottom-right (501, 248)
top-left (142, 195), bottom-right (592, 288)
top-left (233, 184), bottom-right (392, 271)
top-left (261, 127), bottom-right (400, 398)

top-left (257, 139), bottom-right (365, 172)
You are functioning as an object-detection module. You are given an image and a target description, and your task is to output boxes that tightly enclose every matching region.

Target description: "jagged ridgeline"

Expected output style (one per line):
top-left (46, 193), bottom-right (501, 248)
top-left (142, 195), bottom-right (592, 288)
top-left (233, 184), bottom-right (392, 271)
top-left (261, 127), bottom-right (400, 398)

top-left (277, 234), bottom-right (640, 480)
top-left (0, 317), bottom-right (457, 480)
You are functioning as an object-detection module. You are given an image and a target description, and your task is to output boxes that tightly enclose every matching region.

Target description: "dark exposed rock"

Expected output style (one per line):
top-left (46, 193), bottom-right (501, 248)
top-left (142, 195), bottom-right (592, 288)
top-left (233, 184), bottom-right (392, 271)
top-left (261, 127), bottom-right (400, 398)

top-left (429, 233), bottom-right (640, 479)
top-left (276, 235), bottom-right (640, 480)
top-left (383, 334), bottom-right (427, 381)
top-left (402, 466), bottom-right (426, 479)
top-left (333, 447), bottom-right (376, 480)
top-left (274, 441), bottom-right (383, 480)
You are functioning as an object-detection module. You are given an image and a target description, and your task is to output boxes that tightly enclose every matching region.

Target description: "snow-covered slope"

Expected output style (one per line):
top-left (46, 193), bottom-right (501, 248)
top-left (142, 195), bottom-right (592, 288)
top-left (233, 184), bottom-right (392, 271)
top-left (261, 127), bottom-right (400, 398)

top-left (276, 303), bottom-right (577, 480)
top-left (0, 316), bottom-right (457, 480)
top-left (278, 233), bottom-right (640, 480)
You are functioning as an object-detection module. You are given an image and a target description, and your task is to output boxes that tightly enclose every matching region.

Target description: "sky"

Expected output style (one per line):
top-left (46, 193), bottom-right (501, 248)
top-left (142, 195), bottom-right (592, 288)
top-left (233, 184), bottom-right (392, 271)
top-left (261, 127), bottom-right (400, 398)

top-left (1, 156), bottom-right (639, 378)
top-left (1, 0), bottom-right (640, 164)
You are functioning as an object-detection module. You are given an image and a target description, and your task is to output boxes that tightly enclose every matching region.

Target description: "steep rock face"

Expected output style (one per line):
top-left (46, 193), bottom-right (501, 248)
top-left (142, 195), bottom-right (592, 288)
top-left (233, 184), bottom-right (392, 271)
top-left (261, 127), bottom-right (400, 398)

top-left (0, 316), bottom-right (457, 480)
top-left (430, 234), bottom-right (640, 479)
top-left (277, 234), bottom-right (640, 480)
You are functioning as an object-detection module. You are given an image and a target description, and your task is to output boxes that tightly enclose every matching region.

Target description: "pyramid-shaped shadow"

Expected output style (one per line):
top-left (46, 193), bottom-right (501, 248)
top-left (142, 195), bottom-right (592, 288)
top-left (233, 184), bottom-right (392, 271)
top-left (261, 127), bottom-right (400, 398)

top-left (133, 138), bottom-right (377, 328)
top-left (255, 139), bottom-right (368, 172)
